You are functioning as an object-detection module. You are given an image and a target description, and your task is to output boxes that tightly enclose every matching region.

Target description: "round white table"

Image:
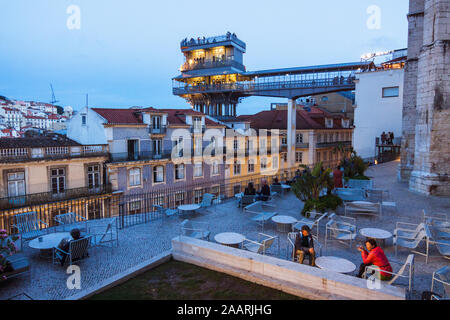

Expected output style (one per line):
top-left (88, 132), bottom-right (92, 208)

top-left (272, 215), bottom-right (297, 232)
top-left (214, 232), bottom-right (246, 248)
top-left (315, 256), bottom-right (356, 274)
top-left (178, 204), bottom-right (201, 215)
top-left (29, 232), bottom-right (71, 258)
top-left (360, 228), bottom-right (393, 247)
top-left (29, 232), bottom-right (71, 250)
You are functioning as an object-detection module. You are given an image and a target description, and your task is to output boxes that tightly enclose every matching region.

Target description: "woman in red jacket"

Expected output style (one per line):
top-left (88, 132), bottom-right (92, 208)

top-left (357, 239), bottom-right (393, 280)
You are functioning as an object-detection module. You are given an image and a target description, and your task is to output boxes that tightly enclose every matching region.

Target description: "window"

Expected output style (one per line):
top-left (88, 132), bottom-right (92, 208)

top-left (152, 195), bottom-right (164, 207)
top-left (211, 161), bottom-right (220, 175)
top-left (210, 185), bottom-right (220, 199)
top-left (87, 165), bottom-right (100, 189)
top-left (272, 156), bottom-right (278, 169)
top-left (153, 139), bottom-right (162, 156)
top-left (128, 200), bottom-right (142, 214)
top-left (281, 136), bottom-right (287, 145)
top-left (260, 138), bottom-right (266, 150)
top-left (152, 116), bottom-right (161, 130)
top-left (316, 152), bottom-right (321, 162)
top-left (248, 159), bottom-right (255, 173)
top-left (325, 119), bottom-right (333, 128)
top-left (193, 188), bottom-right (204, 204)
top-left (317, 134), bottom-right (322, 143)
top-left (7, 171), bottom-right (25, 197)
top-left (382, 87), bottom-right (399, 98)
top-left (295, 152), bottom-right (303, 163)
top-left (233, 161), bottom-right (241, 175)
top-left (153, 165), bottom-right (164, 183)
top-left (261, 158), bottom-right (267, 170)
top-left (194, 162), bottom-right (203, 177)
top-left (81, 115), bottom-right (87, 126)
top-left (51, 168), bottom-right (66, 194)
top-left (193, 117), bottom-right (202, 131)
top-left (296, 134), bottom-right (303, 144)
top-left (175, 191), bottom-right (185, 206)
top-left (283, 153), bottom-right (287, 162)
top-left (233, 138), bottom-right (239, 151)
top-left (129, 168), bottom-right (141, 186)
top-left (175, 164), bottom-right (185, 180)
top-left (324, 151), bottom-right (328, 161)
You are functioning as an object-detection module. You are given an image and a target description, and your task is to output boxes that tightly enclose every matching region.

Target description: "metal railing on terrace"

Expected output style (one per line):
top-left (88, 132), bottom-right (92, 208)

top-left (0, 159), bottom-right (346, 231)
top-left (316, 141), bottom-right (352, 148)
top-left (0, 183), bottom-right (113, 211)
top-left (173, 76), bottom-right (356, 95)
top-left (0, 145), bottom-right (108, 163)
top-left (180, 34), bottom-right (246, 50)
top-left (181, 59), bottom-right (245, 72)
top-left (149, 126), bottom-right (167, 135)
top-left (109, 150), bottom-right (172, 163)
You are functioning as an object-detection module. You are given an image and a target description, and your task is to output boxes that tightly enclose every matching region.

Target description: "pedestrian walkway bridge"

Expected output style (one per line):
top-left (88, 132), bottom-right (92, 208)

top-left (173, 61), bottom-right (374, 99)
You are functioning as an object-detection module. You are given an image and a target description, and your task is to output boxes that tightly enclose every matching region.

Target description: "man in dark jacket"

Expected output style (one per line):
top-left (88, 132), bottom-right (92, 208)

top-left (294, 225), bottom-right (315, 266)
top-left (257, 179), bottom-right (271, 201)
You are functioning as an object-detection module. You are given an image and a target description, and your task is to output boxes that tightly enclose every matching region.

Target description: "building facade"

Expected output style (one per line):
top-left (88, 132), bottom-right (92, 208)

top-left (354, 53), bottom-right (406, 159)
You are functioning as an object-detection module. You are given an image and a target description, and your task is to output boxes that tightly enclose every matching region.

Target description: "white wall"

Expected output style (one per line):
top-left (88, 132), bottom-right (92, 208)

top-left (354, 69), bottom-right (404, 159)
top-left (67, 106), bottom-right (108, 145)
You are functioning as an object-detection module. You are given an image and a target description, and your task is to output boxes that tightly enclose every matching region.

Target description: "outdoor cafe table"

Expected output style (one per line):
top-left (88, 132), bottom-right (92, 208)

top-left (178, 204), bottom-right (201, 215)
top-left (271, 215), bottom-right (297, 232)
top-left (29, 232), bottom-right (71, 258)
top-left (360, 228), bottom-right (393, 247)
top-left (214, 232), bottom-right (246, 248)
top-left (281, 184), bottom-right (291, 195)
top-left (315, 256), bottom-right (357, 274)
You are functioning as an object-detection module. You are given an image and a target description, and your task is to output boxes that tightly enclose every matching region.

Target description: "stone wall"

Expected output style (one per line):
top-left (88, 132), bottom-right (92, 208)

top-left (399, 0), bottom-right (424, 182)
top-left (400, 0), bottom-right (449, 196)
top-left (409, 0), bottom-right (450, 195)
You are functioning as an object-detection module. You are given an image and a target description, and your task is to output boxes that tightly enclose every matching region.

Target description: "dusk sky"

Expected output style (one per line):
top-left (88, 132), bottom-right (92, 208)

top-left (1, 0), bottom-right (408, 115)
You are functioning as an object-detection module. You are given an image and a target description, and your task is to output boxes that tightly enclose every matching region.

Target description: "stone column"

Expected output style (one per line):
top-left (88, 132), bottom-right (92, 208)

top-left (399, 0), bottom-right (425, 182)
top-left (408, 0), bottom-right (450, 196)
top-left (287, 98), bottom-right (297, 168)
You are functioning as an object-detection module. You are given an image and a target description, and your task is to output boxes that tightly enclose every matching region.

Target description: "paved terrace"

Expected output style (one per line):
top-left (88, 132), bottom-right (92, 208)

top-left (0, 160), bottom-right (449, 300)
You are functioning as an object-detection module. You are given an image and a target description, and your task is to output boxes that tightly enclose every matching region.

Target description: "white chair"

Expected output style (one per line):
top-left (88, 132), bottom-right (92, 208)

top-left (423, 210), bottom-right (449, 227)
top-left (244, 201), bottom-right (278, 232)
top-left (364, 254), bottom-right (415, 296)
top-left (394, 227), bottom-right (431, 263)
top-left (292, 212), bottom-right (328, 240)
top-left (344, 201), bottom-right (382, 218)
top-left (89, 218), bottom-right (119, 248)
top-left (243, 233), bottom-right (279, 256)
top-left (325, 214), bottom-right (357, 250)
top-left (180, 219), bottom-right (210, 241)
top-left (394, 222), bottom-right (426, 240)
top-left (287, 232), bottom-right (322, 263)
top-left (431, 266), bottom-right (449, 299)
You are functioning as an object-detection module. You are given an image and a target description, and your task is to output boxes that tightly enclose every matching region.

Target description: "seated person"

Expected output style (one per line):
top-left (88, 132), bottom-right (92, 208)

top-left (244, 182), bottom-right (256, 196)
top-left (294, 225), bottom-right (315, 266)
top-left (56, 228), bottom-right (85, 266)
top-left (272, 177), bottom-right (281, 186)
top-left (357, 239), bottom-right (392, 280)
top-left (332, 165), bottom-right (343, 188)
top-left (256, 179), bottom-right (271, 201)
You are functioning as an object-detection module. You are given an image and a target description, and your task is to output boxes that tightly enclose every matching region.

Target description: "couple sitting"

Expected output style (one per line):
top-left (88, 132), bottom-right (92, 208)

top-left (244, 179), bottom-right (273, 202)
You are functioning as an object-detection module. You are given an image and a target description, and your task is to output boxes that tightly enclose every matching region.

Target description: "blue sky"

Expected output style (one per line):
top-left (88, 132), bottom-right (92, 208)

top-left (0, 0), bottom-right (408, 115)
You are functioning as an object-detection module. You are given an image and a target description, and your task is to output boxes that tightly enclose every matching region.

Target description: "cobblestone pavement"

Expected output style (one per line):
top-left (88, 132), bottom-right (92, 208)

top-left (0, 160), bottom-right (448, 300)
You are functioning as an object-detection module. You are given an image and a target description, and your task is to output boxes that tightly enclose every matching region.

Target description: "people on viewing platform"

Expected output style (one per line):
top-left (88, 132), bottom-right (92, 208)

top-left (294, 225), bottom-right (316, 266)
top-left (257, 179), bottom-right (271, 201)
top-left (356, 239), bottom-right (392, 280)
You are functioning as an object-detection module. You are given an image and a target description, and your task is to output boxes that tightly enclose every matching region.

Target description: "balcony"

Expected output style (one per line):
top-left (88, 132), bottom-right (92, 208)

top-left (0, 183), bottom-right (113, 210)
top-left (0, 145), bottom-right (109, 163)
top-left (110, 151), bottom-right (172, 163)
top-left (181, 59), bottom-right (245, 72)
top-left (296, 143), bottom-right (309, 149)
top-left (149, 126), bottom-right (167, 135)
top-left (191, 125), bottom-right (206, 134)
top-left (316, 141), bottom-right (352, 148)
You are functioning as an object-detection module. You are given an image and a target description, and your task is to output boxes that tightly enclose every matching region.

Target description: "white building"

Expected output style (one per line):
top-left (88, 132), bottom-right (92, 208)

top-left (353, 56), bottom-right (405, 159)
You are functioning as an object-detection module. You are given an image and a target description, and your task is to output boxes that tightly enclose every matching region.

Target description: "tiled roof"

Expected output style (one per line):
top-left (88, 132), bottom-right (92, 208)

top-left (0, 135), bottom-right (81, 148)
top-left (236, 107), bottom-right (348, 130)
top-left (92, 108), bottom-right (144, 124)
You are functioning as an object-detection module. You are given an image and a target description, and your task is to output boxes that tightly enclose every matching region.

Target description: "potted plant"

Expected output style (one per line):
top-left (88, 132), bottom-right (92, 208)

top-left (0, 229), bottom-right (19, 280)
top-left (291, 162), bottom-right (343, 216)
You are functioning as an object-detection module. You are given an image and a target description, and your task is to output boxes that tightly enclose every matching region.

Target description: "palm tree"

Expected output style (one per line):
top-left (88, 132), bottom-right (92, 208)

top-left (291, 162), bottom-right (333, 202)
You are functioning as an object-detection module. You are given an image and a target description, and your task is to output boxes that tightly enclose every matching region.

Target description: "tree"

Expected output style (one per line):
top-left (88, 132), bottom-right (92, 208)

top-left (291, 162), bottom-right (333, 202)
